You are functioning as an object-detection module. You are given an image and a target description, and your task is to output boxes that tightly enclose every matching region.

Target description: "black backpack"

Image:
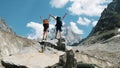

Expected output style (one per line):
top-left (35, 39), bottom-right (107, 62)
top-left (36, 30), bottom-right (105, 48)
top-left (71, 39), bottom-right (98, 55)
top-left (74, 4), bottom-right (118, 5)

top-left (56, 17), bottom-right (62, 27)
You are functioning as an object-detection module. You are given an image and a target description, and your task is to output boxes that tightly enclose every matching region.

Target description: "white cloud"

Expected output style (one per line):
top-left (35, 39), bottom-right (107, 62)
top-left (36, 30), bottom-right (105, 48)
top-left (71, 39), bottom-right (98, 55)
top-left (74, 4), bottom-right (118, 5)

top-left (26, 22), bottom-right (43, 40)
top-left (50, 0), bottom-right (69, 8)
top-left (68, 0), bottom-right (112, 16)
top-left (70, 22), bottom-right (84, 34)
top-left (92, 21), bottom-right (98, 27)
top-left (26, 22), bottom-right (55, 40)
top-left (77, 17), bottom-right (91, 26)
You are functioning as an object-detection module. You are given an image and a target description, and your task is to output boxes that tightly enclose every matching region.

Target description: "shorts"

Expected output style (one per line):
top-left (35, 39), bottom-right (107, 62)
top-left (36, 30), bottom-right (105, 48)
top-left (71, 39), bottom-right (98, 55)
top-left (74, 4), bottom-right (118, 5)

top-left (56, 26), bottom-right (62, 32)
top-left (43, 24), bottom-right (49, 31)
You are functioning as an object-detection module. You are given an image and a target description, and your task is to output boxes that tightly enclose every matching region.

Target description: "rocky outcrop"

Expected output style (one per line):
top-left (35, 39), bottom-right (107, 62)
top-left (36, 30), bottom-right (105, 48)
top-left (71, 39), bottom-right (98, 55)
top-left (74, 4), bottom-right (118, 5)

top-left (75, 50), bottom-right (114, 68)
top-left (0, 17), bottom-right (77, 68)
top-left (0, 28), bottom-right (77, 68)
top-left (75, 35), bottom-right (120, 68)
top-left (47, 50), bottom-right (77, 68)
top-left (0, 18), bottom-right (41, 68)
top-left (0, 17), bottom-right (38, 57)
top-left (1, 50), bottom-right (77, 68)
top-left (39, 38), bottom-right (66, 51)
top-left (0, 18), bottom-right (15, 34)
top-left (0, 29), bottom-right (41, 68)
top-left (0, 29), bottom-right (37, 57)
top-left (1, 39), bottom-right (77, 68)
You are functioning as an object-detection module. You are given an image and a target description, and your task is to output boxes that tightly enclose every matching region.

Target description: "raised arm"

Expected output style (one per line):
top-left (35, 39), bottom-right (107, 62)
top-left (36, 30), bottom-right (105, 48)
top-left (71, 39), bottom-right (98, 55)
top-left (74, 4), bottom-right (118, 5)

top-left (49, 14), bottom-right (56, 20)
top-left (62, 13), bottom-right (67, 20)
top-left (47, 14), bottom-right (50, 20)
top-left (40, 16), bottom-right (43, 21)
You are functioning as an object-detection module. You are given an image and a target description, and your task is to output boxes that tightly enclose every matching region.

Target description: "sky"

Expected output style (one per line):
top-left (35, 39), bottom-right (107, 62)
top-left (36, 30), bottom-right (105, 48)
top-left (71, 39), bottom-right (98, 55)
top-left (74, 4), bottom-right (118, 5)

top-left (0, 0), bottom-right (112, 39)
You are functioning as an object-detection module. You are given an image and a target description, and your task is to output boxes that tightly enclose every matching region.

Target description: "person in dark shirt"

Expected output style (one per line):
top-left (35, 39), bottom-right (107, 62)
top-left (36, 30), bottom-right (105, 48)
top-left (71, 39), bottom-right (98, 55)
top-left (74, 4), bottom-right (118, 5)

top-left (50, 13), bottom-right (67, 39)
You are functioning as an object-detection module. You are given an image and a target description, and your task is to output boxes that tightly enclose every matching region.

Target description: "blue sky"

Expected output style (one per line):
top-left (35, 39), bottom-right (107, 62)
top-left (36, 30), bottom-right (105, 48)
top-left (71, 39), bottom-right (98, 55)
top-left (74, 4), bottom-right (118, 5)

top-left (0, 0), bottom-right (112, 39)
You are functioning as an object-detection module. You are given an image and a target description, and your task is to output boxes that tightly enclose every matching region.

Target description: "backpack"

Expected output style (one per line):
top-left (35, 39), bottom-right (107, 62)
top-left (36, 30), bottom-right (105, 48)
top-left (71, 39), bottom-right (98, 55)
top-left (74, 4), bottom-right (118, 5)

top-left (56, 17), bottom-right (62, 27)
top-left (43, 19), bottom-right (49, 24)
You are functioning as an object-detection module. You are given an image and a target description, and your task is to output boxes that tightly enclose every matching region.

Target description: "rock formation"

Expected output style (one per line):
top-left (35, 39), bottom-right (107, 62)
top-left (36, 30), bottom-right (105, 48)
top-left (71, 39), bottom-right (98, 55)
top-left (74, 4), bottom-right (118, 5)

top-left (0, 17), bottom-right (77, 68)
top-left (0, 18), bottom-right (15, 34)
top-left (1, 38), bottom-right (77, 68)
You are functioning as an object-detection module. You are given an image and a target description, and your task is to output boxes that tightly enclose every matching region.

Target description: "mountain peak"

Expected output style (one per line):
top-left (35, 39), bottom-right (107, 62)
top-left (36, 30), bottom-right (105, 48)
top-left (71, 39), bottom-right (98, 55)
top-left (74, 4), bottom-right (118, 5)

top-left (91, 0), bottom-right (120, 35)
top-left (0, 18), bottom-right (15, 34)
top-left (84, 0), bottom-right (120, 44)
top-left (48, 26), bottom-right (82, 46)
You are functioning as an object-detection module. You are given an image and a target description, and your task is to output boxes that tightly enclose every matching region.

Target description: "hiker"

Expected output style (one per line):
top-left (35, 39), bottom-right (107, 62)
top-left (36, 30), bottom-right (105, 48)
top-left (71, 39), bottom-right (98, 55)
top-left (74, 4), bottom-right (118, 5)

top-left (40, 15), bottom-right (50, 40)
top-left (50, 13), bottom-right (67, 39)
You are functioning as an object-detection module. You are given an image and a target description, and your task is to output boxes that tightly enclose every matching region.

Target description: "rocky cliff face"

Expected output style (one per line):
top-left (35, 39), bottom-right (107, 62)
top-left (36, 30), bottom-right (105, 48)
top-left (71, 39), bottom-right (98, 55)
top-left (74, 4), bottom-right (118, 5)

top-left (83, 0), bottom-right (120, 44)
top-left (91, 0), bottom-right (120, 34)
top-left (74, 0), bottom-right (120, 68)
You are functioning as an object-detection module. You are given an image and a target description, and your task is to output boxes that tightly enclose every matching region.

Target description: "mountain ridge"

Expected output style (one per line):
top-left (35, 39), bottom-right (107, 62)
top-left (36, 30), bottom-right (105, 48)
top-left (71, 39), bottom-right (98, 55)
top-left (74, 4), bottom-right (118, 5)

top-left (0, 18), bottom-right (15, 34)
top-left (74, 0), bottom-right (120, 67)
top-left (81, 0), bottom-right (120, 45)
